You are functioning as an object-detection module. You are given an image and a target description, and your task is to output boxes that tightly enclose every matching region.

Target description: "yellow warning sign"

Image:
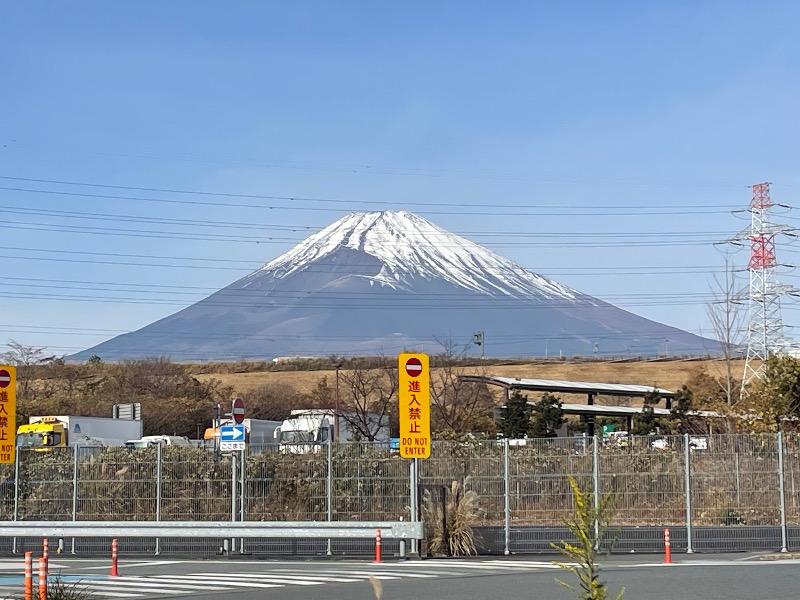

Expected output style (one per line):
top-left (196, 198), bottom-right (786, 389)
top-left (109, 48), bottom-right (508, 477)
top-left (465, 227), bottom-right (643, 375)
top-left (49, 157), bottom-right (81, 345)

top-left (397, 353), bottom-right (431, 459)
top-left (0, 366), bottom-right (16, 464)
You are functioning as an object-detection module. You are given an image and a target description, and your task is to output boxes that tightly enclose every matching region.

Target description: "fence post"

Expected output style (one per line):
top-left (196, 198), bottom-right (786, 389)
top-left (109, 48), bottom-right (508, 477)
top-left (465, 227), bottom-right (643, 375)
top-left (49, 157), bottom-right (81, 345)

top-left (777, 431), bottom-right (788, 553)
top-left (71, 444), bottom-right (79, 555)
top-left (12, 448), bottom-right (20, 555)
top-left (592, 435), bottom-right (600, 549)
top-left (503, 437), bottom-right (511, 556)
top-left (326, 438), bottom-right (333, 556)
top-left (155, 441), bottom-right (162, 556)
top-left (684, 433), bottom-right (693, 553)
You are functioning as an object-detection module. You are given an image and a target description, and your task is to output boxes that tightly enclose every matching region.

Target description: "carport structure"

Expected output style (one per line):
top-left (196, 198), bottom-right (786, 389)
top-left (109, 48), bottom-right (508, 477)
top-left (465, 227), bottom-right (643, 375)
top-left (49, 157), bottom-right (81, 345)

top-left (459, 375), bottom-right (677, 436)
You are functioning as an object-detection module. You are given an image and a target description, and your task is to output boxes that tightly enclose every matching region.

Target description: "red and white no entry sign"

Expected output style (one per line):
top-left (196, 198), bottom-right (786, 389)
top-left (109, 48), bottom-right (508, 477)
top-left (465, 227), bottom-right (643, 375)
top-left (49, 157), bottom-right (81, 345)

top-left (404, 357), bottom-right (423, 378)
top-left (0, 370), bottom-right (10, 388)
top-left (232, 397), bottom-right (245, 424)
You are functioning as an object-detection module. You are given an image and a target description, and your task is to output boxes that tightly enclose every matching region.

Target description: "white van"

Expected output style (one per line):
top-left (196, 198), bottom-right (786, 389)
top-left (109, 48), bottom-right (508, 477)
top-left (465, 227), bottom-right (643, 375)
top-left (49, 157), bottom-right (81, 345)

top-left (125, 435), bottom-right (192, 449)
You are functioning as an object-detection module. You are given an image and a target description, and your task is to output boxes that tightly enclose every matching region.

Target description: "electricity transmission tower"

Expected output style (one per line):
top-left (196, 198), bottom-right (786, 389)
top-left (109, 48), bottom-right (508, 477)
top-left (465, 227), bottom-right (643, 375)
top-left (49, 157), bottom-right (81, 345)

top-left (729, 183), bottom-right (796, 395)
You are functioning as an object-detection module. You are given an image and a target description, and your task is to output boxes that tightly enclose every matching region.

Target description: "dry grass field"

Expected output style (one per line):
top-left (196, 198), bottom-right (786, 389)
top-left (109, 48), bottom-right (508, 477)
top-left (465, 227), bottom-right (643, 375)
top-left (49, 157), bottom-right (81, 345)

top-left (194, 358), bottom-right (747, 399)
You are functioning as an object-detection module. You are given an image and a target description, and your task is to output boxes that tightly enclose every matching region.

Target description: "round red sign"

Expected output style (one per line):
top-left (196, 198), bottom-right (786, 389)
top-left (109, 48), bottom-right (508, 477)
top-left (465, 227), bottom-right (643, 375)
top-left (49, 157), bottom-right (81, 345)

top-left (232, 397), bottom-right (245, 424)
top-left (0, 369), bottom-right (10, 388)
top-left (405, 357), bottom-right (423, 378)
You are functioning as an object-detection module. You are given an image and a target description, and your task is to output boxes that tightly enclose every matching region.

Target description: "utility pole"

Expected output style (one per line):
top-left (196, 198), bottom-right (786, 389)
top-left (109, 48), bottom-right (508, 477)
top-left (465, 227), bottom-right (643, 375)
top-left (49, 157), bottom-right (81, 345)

top-left (473, 331), bottom-right (485, 359)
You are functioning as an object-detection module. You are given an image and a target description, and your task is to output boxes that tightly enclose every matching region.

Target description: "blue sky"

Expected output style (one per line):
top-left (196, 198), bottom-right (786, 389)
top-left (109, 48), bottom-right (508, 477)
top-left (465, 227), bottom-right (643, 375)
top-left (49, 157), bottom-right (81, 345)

top-left (1, 1), bottom-right (799, 358)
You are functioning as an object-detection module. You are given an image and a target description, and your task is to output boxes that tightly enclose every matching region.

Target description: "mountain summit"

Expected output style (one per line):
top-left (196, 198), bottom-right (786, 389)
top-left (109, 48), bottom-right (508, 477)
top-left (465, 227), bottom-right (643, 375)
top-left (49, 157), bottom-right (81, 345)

top-left (72, 210), bottom-right (717, 361)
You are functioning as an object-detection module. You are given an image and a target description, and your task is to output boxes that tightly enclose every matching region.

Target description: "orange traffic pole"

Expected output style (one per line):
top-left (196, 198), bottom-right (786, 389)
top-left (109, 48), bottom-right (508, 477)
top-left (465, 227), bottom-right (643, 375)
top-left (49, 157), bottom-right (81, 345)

top-left (37, 557), bottom-right (46, 600)
top-left (23, 552), bottom-right (32, 600)
top-left (374, 528), bottom-right (382, 563)
top-left (42, 538), bottom-right (48, 576)
top-left (664, 527), bottom-right (672, 564)
top-left (110, 538), bottom-right (119, 577)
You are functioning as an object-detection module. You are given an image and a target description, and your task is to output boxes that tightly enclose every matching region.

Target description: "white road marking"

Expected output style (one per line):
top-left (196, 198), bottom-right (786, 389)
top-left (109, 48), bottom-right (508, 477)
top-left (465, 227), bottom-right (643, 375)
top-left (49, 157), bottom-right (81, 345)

top-left (188, 573), bottom-right (324, 586)
top-left (297, 569), bottom-right (438, 579)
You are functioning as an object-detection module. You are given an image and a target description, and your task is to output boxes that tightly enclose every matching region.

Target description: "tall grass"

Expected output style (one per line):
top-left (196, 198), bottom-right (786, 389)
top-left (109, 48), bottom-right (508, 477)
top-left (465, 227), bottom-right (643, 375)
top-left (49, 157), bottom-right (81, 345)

top-left (422, 477), bottom-right (484, 556)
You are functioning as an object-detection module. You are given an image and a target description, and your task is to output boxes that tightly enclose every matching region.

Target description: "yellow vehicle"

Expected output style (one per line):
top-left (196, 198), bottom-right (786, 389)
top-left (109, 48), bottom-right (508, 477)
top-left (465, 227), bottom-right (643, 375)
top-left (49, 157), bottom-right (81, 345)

top-left (16, 415), bottom-right (143, 450)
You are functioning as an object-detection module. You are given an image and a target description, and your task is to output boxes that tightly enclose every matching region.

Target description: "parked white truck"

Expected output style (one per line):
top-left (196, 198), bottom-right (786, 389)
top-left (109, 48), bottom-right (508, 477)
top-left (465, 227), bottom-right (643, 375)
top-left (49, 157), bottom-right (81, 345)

top-left (275, 409), bottom-right (390, 453)
top-left (16, 415), bottom-right (143, 450)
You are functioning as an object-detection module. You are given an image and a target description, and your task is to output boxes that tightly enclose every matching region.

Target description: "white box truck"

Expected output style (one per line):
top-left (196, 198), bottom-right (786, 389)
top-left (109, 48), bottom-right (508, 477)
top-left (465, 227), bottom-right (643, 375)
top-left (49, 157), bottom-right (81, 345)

top-left (275, 409), bottom-right (390, 453)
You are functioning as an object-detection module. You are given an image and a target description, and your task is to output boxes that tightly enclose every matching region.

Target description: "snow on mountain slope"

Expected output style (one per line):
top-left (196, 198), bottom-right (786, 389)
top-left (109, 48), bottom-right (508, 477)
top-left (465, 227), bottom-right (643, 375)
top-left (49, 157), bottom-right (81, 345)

top-left (249, 211), bottom-right (581, 301)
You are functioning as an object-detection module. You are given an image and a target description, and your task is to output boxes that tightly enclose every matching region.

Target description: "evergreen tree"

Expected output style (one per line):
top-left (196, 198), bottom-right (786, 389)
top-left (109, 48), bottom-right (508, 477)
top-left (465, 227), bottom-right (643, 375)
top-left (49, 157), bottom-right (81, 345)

top-left (501, 390), bottom-right (531, 438)
top-left (631, 405), bottom-right (657, 436)
top-left (630, 387), bottom-right (662, 435)
top-left (529, 392), bottom-right (565, 438)
top-left (670, 384), bottom-right (699, 434)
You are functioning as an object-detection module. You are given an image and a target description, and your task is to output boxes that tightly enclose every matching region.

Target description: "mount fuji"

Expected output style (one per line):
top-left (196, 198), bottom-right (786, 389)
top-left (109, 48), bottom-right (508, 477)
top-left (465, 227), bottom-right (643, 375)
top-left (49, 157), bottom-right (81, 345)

top-left (71, 211), bottom-right (718, 361)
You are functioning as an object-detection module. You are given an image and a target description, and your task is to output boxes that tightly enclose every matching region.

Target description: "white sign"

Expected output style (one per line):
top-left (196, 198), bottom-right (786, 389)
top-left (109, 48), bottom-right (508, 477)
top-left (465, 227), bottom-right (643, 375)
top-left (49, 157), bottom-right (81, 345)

top-left (220, 441), bottom-right (245, 451)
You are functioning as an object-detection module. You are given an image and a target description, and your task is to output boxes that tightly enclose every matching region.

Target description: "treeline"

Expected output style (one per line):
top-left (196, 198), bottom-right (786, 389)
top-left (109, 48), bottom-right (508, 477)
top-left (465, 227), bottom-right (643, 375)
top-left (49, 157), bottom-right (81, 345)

top-left (5, 338), bottom-right (800, 438)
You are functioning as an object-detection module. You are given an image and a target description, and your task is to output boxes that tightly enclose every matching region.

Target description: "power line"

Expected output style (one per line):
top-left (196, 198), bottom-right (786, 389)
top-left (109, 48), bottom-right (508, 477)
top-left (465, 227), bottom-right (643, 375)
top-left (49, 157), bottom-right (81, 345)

top-left (0, 203), bottom-right (735, 239)
top-left (0, 183), bottom-right (738, 217)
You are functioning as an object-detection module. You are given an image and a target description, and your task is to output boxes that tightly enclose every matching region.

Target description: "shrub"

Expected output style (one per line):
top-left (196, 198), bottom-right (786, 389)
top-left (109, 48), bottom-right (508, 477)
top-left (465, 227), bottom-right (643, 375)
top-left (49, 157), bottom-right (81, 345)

top-left (552, 476), bottom-right (624, 600)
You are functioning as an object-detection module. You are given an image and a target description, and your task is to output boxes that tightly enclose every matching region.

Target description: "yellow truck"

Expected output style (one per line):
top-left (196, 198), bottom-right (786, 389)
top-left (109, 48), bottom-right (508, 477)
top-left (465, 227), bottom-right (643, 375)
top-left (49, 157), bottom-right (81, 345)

top-left (16, 415), bottom-right (143, 450)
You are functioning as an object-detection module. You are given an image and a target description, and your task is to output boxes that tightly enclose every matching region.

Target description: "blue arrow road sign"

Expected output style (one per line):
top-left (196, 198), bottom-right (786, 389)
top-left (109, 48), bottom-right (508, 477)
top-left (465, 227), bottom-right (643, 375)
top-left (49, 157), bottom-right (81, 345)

top-left (220, 425), bottom-right (246, 442)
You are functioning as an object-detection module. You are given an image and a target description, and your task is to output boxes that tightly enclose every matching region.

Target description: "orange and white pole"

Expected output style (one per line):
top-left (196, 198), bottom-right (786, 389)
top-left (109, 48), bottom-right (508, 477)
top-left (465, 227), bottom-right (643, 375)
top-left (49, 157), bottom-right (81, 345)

top-left (110, 538), bottom-right (119, 577)
top-left (374, 528), bottom-right (382, 563)
top-left (664, 527), bottom-right (672, 564)
top-left (42, 538), bottom-right (48, 576)
top-left (24, 552), bottom-right (32, 600)
top-left (37, 557), bottom-right (46, 600)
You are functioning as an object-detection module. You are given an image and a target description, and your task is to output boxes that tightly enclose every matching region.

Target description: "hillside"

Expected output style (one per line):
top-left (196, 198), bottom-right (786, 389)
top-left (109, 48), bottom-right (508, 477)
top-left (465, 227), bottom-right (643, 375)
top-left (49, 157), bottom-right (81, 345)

top-left (193, 357), bottom-right (745, 400)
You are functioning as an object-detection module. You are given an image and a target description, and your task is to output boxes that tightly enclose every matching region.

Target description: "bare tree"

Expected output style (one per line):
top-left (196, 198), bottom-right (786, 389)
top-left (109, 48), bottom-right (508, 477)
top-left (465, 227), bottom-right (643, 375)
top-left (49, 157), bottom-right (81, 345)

top-left (706, 251), bottom-right (746, 407)
top-left (430, 337), bottom-right (495, 435)
top-left (337, 359), bottom-right (398, 441)
top-left (1, 340), bottom-right (55, 401)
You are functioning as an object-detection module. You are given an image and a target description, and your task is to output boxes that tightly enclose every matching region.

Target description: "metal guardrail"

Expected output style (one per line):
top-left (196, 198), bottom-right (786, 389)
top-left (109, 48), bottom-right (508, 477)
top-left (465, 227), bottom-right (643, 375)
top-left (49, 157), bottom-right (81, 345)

top-left (0, 520), bottom-right (424, 540)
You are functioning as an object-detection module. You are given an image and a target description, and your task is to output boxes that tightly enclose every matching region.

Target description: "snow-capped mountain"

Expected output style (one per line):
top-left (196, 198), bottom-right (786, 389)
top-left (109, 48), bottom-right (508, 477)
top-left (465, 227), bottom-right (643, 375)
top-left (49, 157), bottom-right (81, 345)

top-left (256, 211), bottom-right (578, 300)
top-left (71, 211), bottom-right (718, 361)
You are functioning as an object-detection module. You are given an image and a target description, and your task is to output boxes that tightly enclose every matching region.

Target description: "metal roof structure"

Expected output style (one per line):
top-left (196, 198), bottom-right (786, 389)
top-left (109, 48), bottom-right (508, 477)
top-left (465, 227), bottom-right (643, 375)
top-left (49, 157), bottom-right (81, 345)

top-left (461, 375), bottom-right (679, 437)
top-left (560, 403), bottom-right (671, 417)
top-left (459, 375), bottom-right (675, 399)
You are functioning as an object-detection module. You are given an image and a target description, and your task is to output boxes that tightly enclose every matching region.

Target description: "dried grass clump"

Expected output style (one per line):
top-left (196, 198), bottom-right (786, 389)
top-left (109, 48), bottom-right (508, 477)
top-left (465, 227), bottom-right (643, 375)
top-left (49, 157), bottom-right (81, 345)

top-left (422, 477), bottom-right (484, 556)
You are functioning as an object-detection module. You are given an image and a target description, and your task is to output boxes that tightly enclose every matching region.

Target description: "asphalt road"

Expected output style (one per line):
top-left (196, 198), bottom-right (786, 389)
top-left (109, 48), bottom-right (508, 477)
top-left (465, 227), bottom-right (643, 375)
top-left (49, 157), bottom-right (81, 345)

top-left (1, 554), bottom-right (798, 600)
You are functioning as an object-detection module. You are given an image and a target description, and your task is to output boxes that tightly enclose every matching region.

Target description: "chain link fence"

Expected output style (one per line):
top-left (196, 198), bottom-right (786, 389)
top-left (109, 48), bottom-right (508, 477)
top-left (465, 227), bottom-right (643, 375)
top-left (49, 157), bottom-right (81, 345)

top-left (3, 433), bottom-right (800, 555)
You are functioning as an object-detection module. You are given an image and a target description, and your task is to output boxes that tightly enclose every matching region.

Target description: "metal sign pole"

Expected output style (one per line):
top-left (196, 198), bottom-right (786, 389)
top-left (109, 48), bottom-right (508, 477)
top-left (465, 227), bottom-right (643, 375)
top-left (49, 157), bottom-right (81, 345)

top-left (409, 458), bottom-right (418, 557)
top-left (12, 448), bottom-right (20, 555)
top-left (230, 452), bottom-right (237, 555)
